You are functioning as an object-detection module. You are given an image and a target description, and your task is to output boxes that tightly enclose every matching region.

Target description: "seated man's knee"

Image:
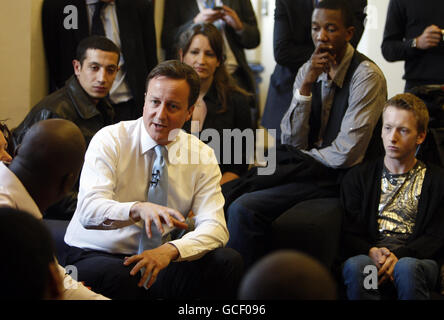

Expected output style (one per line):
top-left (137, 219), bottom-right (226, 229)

top-left (227, 194), bottom-right (256, 225)
top-left (209, 248), bottom-right (244, 272)
top-left (342, 255), bottom-right (374, 278)
top-left (394, 257), bottom-right (421, 281)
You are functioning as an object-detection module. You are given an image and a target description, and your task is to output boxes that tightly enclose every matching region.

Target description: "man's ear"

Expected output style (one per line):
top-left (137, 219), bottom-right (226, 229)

top-left (72, 59), bottom-right (81, 77)
top-left (346, 26), bottom-right (355, 43)
top-left (417, 131), bottom-right (427, 146)
top-left (186, 105), bottom-right (195, 121)
top-left (179, 49), bottom-right (184, 62)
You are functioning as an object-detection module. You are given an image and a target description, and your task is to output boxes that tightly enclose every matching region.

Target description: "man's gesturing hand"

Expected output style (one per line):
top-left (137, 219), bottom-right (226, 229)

top-left (129, 202), bottom-right (187, 238)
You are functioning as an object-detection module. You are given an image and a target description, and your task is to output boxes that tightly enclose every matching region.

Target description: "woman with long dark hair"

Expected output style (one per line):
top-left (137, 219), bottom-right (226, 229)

top-left (178, 23), bottom-right (253, 185)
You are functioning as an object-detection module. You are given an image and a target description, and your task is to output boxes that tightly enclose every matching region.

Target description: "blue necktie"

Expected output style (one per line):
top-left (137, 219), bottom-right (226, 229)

top-left (138, 145), bottom-right (168, 254)
top-left (137, 145), bottom-right (168, 289)
top-left (204, 0), bottom-right (215, 9)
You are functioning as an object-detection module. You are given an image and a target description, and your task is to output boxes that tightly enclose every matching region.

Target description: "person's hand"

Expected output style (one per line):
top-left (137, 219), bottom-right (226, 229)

top-left (130, 202), bottom-right (187, 238)
top-left (194, 8), bottom-right (224, 24)
top-left (220, 5), bottom-right (243, 31)
top-left (368, 247), bottom-right (391, 268)
top-left (300, 43), bottom-right (336, 96)
top-left (123, 243), bottom-right (179, 289)
top-left (220, 171), bottom-right (240, 185)
top-left (377, 252), bottom-right (398, 285)
top-left (416, 25), bottom-right (442, 50)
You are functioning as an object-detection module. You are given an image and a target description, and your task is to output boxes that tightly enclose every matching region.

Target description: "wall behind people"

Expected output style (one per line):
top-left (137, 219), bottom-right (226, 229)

top-left (357, 0), bottom-right (404, 97)
top-left (0, 0), bottom-right (47, 129)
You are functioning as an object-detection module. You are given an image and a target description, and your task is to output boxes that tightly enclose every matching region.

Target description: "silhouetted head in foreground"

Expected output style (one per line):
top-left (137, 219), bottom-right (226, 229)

top-left (238, 250), bottom-right (337, 300)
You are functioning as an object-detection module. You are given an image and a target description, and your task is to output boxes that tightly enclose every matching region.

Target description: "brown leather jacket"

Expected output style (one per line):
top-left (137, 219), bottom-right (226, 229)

top-left (12, 75), bottom-right (114, 149)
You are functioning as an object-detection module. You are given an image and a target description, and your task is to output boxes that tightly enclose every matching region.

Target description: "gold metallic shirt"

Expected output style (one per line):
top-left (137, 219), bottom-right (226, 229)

top-left (377, 161), bottom-right (426, 241)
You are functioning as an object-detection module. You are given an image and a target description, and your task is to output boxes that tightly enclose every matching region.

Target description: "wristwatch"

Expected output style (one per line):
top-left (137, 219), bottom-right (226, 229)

top-left (411, 38), bottom-right (417, 48)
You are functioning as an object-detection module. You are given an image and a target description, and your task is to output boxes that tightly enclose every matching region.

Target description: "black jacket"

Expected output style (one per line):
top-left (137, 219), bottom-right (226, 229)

top-left (12, 75), bottom-right (114, 148)
top-left (182, 84), bottom-right (252, 176)
top-left (340, 158), bottom-right (444, 260)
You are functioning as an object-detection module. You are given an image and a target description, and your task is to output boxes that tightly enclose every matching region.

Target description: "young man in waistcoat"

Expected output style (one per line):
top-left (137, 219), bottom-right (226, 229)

top-left (224, 0), bottom-right (387, 269)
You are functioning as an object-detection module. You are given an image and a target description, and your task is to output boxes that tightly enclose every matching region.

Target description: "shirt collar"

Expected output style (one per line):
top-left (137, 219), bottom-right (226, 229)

top-left (139, 119), bottom-right (182, 155)
top-left (317, 43), bottom-right (354, 88)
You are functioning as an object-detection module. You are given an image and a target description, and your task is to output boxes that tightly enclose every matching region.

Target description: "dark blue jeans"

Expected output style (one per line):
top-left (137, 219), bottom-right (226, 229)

top-left (342, 254), bottom-right (438, 300)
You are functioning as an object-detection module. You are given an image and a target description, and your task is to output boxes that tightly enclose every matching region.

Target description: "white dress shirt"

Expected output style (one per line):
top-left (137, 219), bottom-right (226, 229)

top-left (65, 118), bottom-right (228, 261)
top-left (0, 162), bottom-right (108, 300)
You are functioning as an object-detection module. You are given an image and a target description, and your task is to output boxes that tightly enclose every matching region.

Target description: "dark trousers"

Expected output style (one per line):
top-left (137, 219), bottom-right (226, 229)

top-left (65, 245), bottom-right (243, 300)
top-left (226, 181), bottom-right (337, 270)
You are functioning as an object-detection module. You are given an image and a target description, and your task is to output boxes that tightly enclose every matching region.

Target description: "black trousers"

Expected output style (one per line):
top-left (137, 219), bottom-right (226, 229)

top-left (65, 245), bottom-right (243, 300)
top-left (226, 181), bottom-right (337, 270)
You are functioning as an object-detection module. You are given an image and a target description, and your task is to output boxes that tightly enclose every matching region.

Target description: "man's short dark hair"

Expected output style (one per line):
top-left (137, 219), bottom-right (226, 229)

top-left (0, 208), bottom-right (57, 299)
top-left (316, 0), bottom-right (354, 28)
top-left (76, 35), bottom-right (121, 65)
top-left (145, 60), bottom-right (201, 108)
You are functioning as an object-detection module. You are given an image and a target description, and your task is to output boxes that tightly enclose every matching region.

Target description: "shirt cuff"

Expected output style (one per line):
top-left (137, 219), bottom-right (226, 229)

top-left (296, 88), bottom-right (312, 102)
top-left (168, 239), bottom-right (206, 262)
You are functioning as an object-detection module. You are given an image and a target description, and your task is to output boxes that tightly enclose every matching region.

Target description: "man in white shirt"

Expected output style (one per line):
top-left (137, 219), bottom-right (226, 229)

top-left (0, 119), bottom-right (108, 300)
top-left (64, 60), bottom-right (243, 299)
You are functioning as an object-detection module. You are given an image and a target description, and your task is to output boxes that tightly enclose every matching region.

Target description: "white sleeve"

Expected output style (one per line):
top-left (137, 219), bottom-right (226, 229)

top-left (75, 129), bottom-right (137, 229)
top-left (169, 149), bottom-right (228, 261)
